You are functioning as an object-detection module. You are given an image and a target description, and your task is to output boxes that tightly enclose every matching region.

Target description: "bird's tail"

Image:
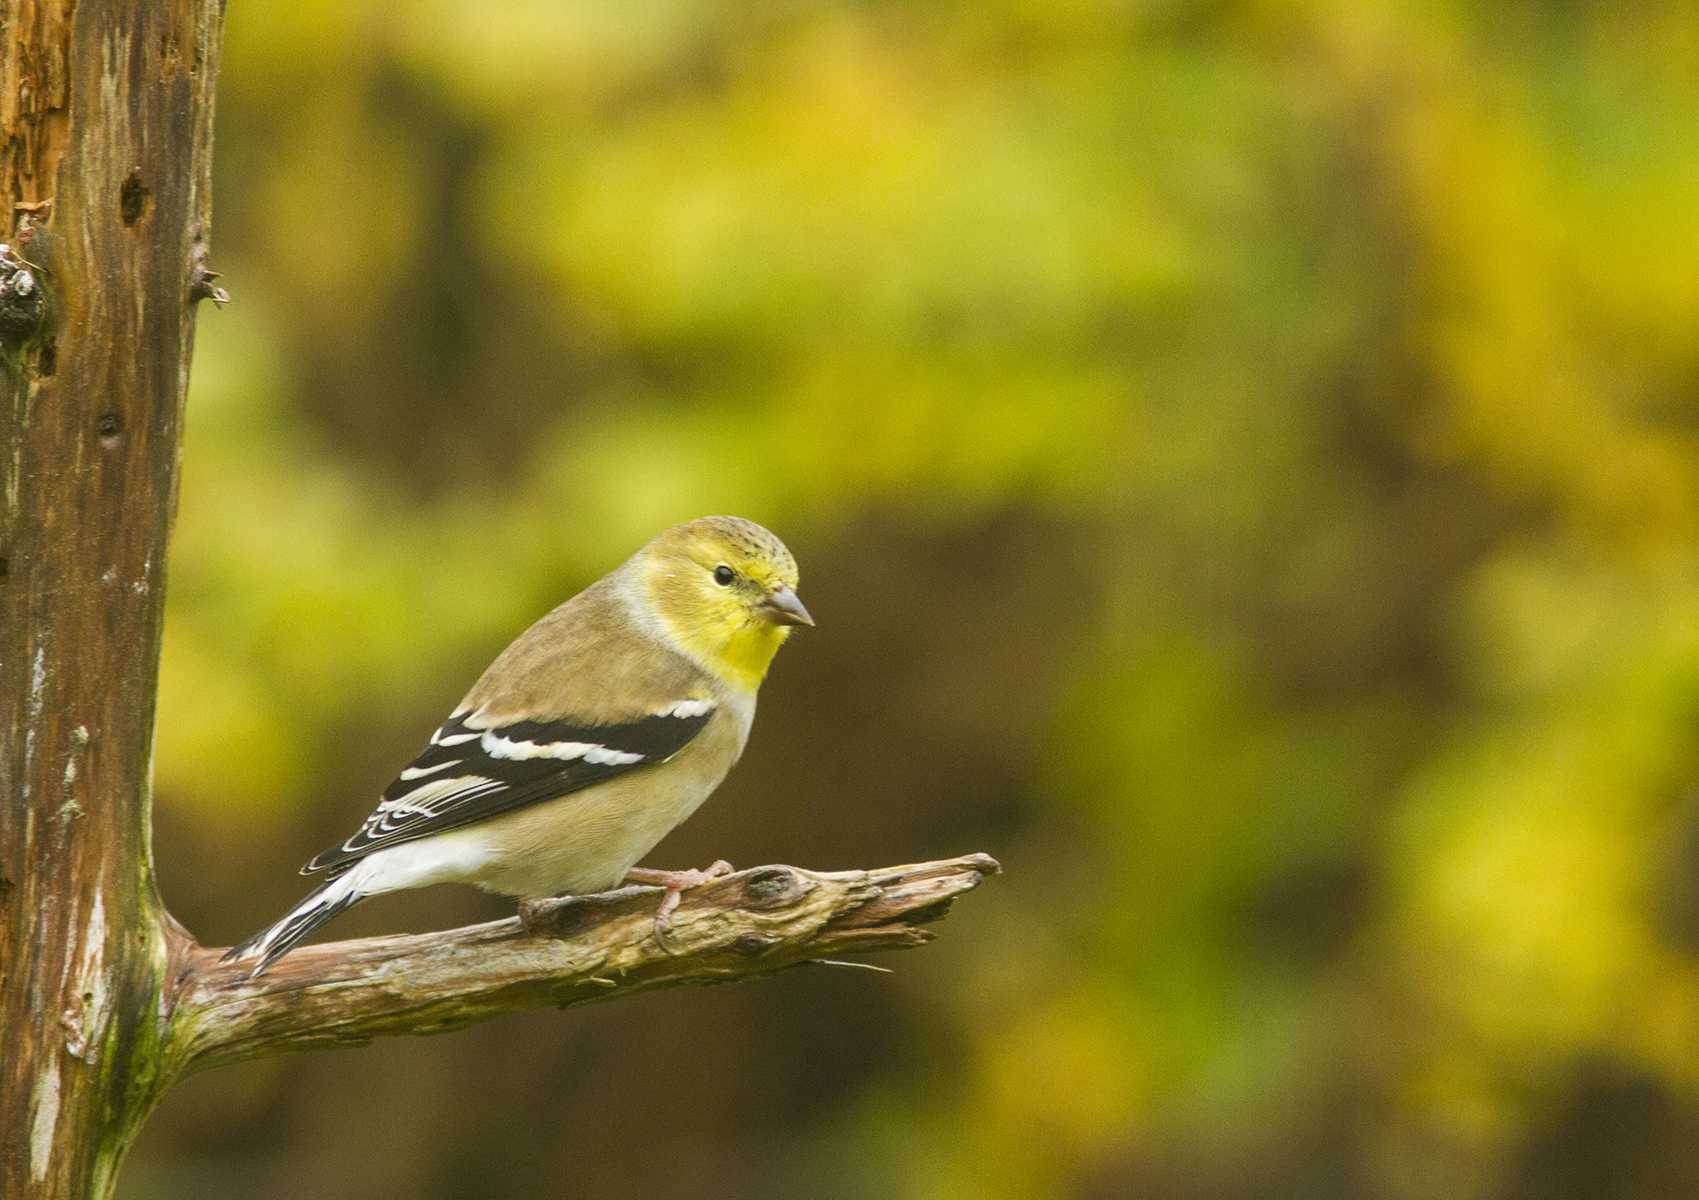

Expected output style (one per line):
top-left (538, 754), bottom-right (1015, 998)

top-left (220, 873), bottom-right (364, 976)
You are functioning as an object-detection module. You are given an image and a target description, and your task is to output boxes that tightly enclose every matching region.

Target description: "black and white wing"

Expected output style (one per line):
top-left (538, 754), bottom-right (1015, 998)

top-left (304, 700), bottom-right (716, 877)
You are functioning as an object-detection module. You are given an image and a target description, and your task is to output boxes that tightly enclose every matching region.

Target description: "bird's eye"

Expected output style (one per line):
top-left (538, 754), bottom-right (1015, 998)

top-left (713, 565), bottom-right (735, 586)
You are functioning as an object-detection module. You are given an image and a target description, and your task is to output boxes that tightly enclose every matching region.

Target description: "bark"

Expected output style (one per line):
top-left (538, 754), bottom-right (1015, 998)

top-left (0, 4), bottom-right (998, 1199)
top-left (0, 1), bottom-right (223, 1197)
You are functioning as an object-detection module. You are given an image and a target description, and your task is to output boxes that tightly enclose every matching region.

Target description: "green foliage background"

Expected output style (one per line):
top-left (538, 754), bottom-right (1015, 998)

top-left (122, 2), bottom-right (1699, 1197)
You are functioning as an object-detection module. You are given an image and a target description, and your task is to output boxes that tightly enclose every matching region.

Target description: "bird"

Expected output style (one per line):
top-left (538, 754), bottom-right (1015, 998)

top-left (223, 516), bottom-right (813, 975)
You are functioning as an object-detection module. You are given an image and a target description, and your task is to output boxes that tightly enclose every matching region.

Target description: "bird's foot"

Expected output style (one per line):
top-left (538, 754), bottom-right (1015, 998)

top-left (518, 895), bottom-right (573, 932)
top-left (624, 860), bottom-right (734, 953)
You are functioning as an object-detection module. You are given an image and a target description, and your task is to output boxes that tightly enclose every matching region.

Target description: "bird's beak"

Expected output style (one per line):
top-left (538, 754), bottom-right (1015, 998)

top-left (758, 585), bottom-right (815, 627)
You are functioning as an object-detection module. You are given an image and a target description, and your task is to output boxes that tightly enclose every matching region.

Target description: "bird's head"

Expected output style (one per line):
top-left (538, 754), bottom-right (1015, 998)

top-left (635, 516), bottom-right (812, 691)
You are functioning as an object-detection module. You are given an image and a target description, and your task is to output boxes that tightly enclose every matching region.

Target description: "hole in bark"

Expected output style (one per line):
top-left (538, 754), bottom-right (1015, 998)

top-left (0, 557), bottom-right (8, 580)
top-left (733, 934), bottom-right (778, 957)
top-left (743, 867), bottom-right (799, 902)
top-left (739, 866), bottom-right (812, 909)
top-left (120, 171), bottom-right (152, 227)
top-left (537, 902), bottom-right (587, 935)
top-left (98, 413), bottom-right (122, 441)
top-left (0, 265), bottom-right (44, 346)
top-left (35, 336), bottom-right (55, 377)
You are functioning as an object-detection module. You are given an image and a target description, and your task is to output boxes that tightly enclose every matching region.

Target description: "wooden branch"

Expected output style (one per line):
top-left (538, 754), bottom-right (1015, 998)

top-left (162, 854), bottom-right (999, 1076)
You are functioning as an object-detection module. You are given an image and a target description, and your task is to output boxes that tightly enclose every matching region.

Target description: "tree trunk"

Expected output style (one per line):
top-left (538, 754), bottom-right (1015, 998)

top-left (0, 1), bottom-right (224, 1196)
top-left (0, 7), bottom-right (999, 1200)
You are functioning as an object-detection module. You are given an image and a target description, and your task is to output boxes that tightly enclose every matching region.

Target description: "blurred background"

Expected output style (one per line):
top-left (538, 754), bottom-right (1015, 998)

top-left (119, 1), bottom-right (1699, 1197)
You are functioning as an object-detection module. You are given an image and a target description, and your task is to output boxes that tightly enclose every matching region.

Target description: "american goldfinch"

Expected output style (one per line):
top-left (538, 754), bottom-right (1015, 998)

top-left (224, 516), bottom-right (812, 974)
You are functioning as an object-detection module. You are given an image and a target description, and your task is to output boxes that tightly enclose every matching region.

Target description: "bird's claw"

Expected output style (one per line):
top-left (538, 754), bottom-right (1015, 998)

top-left (517, 896), bottom-right (559, 932)
top-left (626, 860), bottom-right (734, 954)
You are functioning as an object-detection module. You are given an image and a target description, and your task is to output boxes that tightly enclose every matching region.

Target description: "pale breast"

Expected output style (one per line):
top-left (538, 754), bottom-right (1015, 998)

top-left (461, 687), bottom-right (756, 898)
